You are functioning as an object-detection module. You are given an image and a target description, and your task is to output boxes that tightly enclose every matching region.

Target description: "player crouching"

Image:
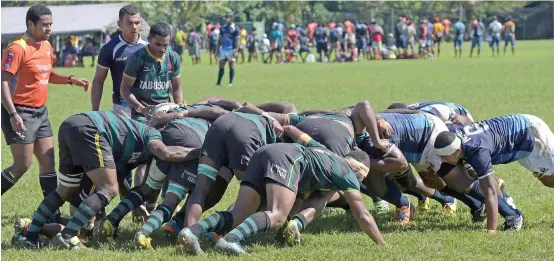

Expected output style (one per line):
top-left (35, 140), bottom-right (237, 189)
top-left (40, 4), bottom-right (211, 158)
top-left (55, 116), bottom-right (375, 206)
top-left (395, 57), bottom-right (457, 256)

top-left (178, 125), bottom-right (387, 256)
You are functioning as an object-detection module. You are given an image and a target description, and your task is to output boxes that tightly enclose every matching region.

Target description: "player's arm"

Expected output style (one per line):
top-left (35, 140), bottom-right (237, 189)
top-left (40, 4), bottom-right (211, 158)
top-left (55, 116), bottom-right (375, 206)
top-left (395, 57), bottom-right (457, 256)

top-left (207, 98), bottom-right (242, 111)
top-left (170, 53), bottom-right (183, 104)
top-left (382, 108), bottom-right (422, 114)
top-left (343, 190), bottom-right (387, 245)
top-left (466, 150), bottom-right (499, 232)
top-left (148, 140), bottom-right (201, 162)
top-left (49, 71), bottom-right (89, 90)
top-left (91, 66), bottom-right (109, 110)
top-left (282, 125), bottom-right (319, 147)
top-left (351, 100), bottom-right (388, 151)
top-left (451, 114), bottom-right (473, 124)
top-left (121, 55), bottom-right (151, 115)
top-left (91, 45), bottom-right (112, 110)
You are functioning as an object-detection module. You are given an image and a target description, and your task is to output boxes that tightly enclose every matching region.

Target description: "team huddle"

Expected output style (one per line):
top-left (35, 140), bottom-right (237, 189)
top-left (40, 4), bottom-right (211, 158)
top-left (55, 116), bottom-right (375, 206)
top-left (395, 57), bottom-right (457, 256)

top-left (3, 4), bottom-right (554, 256)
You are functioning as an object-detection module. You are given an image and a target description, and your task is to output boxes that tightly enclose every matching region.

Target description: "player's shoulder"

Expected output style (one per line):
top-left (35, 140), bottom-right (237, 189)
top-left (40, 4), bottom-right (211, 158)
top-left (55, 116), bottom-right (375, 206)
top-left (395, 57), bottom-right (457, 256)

top-left (6, 34), bottom-right (30, 52)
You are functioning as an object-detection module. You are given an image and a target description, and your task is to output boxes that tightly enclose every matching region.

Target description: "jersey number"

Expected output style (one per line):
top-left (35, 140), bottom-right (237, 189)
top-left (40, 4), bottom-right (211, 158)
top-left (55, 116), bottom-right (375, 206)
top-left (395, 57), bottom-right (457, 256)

top-left (462, 123), bottom-right (490, 136)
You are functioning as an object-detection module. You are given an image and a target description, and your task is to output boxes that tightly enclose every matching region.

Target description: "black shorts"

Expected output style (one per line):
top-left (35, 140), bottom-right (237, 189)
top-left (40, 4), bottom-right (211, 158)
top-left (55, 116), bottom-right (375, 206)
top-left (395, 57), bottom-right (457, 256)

top-left (201, 113), bottom-right (267, 173)
top-left (296, 116), bottom-right (353, 157)
top-left (58, 114), bottom-right (116, 175)
top-left (316, 42), bottom-right (328, 53)
top-left (241, 143), bottom-right (303, 195)
top-left (155, 121), bottom-right (204, 191)
top-left (175, 45), bottom-right (184, 55)
top-left (1, 105), bottom-right (53, 145)
top-left (209, 45), bottom-right (217, 52)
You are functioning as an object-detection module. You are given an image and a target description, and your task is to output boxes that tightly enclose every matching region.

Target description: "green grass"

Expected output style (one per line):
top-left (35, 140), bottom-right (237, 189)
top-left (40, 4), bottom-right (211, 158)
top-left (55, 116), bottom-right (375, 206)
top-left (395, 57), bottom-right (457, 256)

top-left (2, 40), bottom-right (554, 260)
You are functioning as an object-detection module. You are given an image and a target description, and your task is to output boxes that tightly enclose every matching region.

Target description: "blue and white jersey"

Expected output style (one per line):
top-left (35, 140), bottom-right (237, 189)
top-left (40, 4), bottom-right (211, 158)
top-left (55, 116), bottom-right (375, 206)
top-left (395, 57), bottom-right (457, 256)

top-left (359, 113), bottom-right (432, 163)
top-left (220, 23), bottom-right (240, 51)
top-left (447, 114), bottom-right (535, 178)
top-left (97, 34), bottom-right (148, 105)
top-left (408, 101), bottom-right (471, 121)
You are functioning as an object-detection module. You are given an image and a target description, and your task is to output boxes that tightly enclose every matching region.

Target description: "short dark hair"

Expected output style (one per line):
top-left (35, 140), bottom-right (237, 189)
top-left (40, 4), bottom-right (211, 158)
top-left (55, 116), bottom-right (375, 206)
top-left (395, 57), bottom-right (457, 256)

top-left (434, 131), bottom-right (457, 150)
top-left (346, 149), bottom-right (371, 168)
top-left (149, 22), bottom-right (171, 38)
top-left (119, 5), bottom-right (140, 19)
top-left (26, 4), bottom-right (51, 26)
top-left (388, 103), bottom-right (408, 109)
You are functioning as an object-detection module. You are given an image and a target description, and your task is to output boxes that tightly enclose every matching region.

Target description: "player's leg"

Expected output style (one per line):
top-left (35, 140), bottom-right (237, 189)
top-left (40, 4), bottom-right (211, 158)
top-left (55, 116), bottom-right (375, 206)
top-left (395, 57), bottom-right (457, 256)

top-left (53, 167), bottom-right (119, 249)
top-left (216, 55), bottom-right (227, 86)
top-left (216, 181), bottom-right (295, 255)
top-left (1, 144), bottom-right (33, 195)
top-left (511, 37), bottom-right (516, 55)
top-left (228, 52), bottom-right (236, 86)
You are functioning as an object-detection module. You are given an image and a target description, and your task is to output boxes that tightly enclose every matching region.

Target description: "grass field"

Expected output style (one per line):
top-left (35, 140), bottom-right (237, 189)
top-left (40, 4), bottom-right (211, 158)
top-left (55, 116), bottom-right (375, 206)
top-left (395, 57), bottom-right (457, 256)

top-left (2, 40), bottom-right (554, 260)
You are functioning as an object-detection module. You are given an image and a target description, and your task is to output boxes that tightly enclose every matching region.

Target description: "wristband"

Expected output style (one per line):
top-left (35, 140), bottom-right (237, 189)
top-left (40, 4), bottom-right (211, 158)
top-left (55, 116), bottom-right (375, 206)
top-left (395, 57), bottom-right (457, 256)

top-left (68, 75), bottom-right (75, 85)
top-left (8, 112), bottom-right (18, 118)
top-left (296, 133), bottom-right (311, 145)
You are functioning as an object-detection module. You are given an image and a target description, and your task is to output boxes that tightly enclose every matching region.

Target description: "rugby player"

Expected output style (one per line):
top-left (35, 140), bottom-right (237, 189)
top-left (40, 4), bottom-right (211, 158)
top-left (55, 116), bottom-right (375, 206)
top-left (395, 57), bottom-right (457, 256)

top-left (15, 111), bottom-right (197, 249)
top-left (453, 18), bottom-right (465, 58)
top-left (180, 105), bottom-right (284, 230)
top-left (1, 4), bottom-right (89, 211)
top-left (89, 5), bottom-right (150, 221)
top-left (432, 17), bottom-right (445, 58)
top-left (488, 16), bottom-right (502, 57)
top-left (502, 17), bottom-right (516, 56)
top-left (216, 12), bottom-right (240, 87)
top-left (435, 114), bottom-right (553, 232)
top-left (120, 22), bottom-right (183, 123)
top-left (469, 19), bottom-right (485, 58)
top-left (178, 125), bottom-right (386, 255)
top-left (387, 102), bottom-right (517, 210)
top-left (95, 104), bottom-right (229, 249)
top-left (91, 4), bottom-right (148, 116)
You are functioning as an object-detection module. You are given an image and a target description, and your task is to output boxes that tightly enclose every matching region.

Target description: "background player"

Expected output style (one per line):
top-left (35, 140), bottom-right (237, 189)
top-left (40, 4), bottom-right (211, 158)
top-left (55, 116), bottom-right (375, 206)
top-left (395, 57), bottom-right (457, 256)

top-left (91, 5), bottom-right (148, 117)
top-left (216, 12), bottom-right (240, 87)
top-left (120, 22), bottom-right (183, 123)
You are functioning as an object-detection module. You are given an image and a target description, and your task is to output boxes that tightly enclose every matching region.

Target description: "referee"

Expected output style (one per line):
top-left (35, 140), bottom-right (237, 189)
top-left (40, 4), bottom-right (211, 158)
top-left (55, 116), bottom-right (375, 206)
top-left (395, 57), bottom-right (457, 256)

top-left (0, 4), bottom-right (89, 211)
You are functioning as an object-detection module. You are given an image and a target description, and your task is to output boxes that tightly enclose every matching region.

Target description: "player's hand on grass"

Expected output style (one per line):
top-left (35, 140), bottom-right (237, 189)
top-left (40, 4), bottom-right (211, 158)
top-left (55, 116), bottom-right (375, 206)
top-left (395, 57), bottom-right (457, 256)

top-left (10, 114), bottom-right (25, 135)
top-left (70, 77), bottom-right (90, 91)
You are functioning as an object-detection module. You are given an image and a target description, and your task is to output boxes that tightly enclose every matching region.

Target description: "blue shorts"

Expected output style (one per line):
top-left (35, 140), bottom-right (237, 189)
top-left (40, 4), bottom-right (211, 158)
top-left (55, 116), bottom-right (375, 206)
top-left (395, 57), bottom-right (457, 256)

top-left (472, 36), bottom-right (482, 48)
top-left (490, 34), bottom-right (500, 47)
top-left (357, 39), bottom-right (367, 51)
top-left (396, 36), bottom-right (406, 49)
top-left (426, 39), bottom-right (433, 47)
top-left (299, 46), bottom-right (310, 53)
top-left (454, 35), bottom-right (464, 47)
top-left (505, 34), bottom-right (516, 46)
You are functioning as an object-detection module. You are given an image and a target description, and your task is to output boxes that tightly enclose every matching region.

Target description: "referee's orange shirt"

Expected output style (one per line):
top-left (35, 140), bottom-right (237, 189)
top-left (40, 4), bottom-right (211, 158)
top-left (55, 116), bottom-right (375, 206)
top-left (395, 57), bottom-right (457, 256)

top-left (1, 33), bottom-right (54, 108)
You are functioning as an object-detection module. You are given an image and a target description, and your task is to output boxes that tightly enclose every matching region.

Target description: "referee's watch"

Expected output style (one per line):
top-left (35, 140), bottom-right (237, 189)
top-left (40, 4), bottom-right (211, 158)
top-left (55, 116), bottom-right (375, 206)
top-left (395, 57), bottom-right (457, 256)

top-left (8, 112), bottom-right (18, 118)
top-left (68, 75), bottom-right (75, 85)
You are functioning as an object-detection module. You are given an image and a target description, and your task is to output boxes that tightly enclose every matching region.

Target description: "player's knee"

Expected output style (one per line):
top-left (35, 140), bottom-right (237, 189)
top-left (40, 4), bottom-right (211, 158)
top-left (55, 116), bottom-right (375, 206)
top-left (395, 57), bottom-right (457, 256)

top-left (11, 157), bottom-right (33, 177)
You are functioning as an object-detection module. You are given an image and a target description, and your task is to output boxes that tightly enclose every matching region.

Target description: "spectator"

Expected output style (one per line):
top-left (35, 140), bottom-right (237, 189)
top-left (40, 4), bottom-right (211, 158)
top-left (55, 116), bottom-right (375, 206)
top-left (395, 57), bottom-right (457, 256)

top-left (173, 25), bottom-right (186, 62)
top-left (78, 37), bottom-right (98, 67)
top-left (298, 31), bottom-right (311, 63)
top-left (369, 19), bottom-right (384, 59)
top-left (239, 25), bottom-right (247, 64)
top-left (261, 33), bottom-right (270, 63)
top-left (286, 24), bottom-right (299, 63)
top-left (207, 27), bottom-right (219, 65)
top-left (314, 22), bottom-right (329, 62)
top-left (395, 16), bottom-right (407, 55)
top-left (469, 18), bottom-right (485, 58)
top-left (187, 28), bottom-right (201, 65)
top-left (247, 27), bottom-right (258, 63)
top-left (404, 19), bottom-right (417, 55)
